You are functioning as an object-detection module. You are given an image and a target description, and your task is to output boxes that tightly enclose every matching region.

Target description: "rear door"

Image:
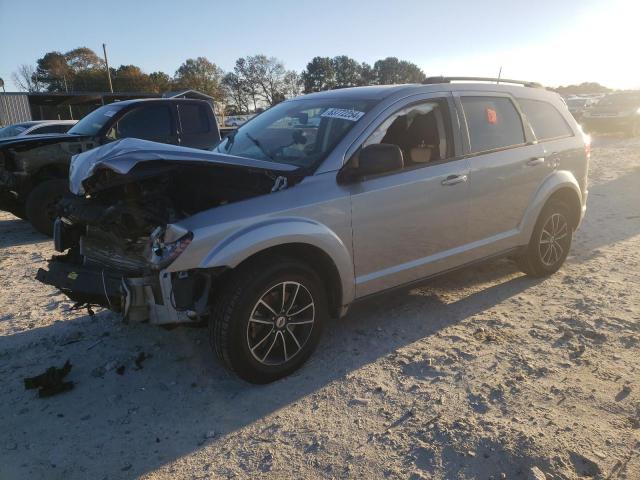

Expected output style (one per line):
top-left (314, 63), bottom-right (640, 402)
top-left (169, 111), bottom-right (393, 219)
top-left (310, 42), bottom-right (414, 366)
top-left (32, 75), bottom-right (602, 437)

top-left (177, 102), bottom-right (219, 149)
top-left (455, 92), bottom-right (548, 254)
top-left (516, 97), bottom-right (578, 176)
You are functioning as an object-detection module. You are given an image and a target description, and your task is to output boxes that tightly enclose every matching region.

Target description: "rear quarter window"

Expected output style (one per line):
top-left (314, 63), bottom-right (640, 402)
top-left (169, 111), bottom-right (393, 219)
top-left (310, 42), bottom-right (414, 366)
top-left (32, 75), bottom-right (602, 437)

top-left (518, 98), bottom-right (573, 141)
top-left (461, 96), bottom-right (525, 153)
top-left (179, 104), bottom-right (210, 134)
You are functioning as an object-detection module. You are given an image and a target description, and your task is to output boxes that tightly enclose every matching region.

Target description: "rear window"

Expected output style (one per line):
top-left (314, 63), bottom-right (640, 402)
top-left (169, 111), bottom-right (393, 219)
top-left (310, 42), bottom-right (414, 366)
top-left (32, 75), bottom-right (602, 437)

top-left (179, 104), bottom-right (210, 134)
top-left (518, 99), bottom-right (573, 141)
top-left (461, 96), bottom-right (525, 153)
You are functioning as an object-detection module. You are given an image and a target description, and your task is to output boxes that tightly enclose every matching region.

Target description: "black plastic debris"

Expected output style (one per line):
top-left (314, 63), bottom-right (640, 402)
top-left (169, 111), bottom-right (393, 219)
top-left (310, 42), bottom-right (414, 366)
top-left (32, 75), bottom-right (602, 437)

top-left (134, 352), bottom-right (149, 370)
top-left (24, 360), bottom-right (74, 398)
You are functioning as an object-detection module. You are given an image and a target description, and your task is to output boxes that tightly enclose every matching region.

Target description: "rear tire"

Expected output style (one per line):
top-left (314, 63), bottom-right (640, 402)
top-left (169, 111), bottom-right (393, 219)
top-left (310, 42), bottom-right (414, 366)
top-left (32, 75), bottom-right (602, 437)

top-left (25, 179), bottom-right (68, 236)
top-left (517, 200), bottom-right (573, 277)
top-left (209, 256), bottom-right (327, 384)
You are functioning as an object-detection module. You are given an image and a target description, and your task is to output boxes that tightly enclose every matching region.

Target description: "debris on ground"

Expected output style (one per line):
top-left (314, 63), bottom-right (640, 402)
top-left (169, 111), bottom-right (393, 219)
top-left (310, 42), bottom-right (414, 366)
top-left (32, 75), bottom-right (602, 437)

top-left (23, 360), bottom-right (73, 398)
top-left (134, 352), bottom-right (149, 370)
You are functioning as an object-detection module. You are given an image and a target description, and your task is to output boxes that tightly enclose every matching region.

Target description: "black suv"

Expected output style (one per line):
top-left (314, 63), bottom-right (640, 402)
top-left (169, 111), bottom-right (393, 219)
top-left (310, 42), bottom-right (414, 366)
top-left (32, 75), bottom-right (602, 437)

top-left (0, 98), bottom-right (221, 235)
top-left (582, 92), bottom-right (640, 136)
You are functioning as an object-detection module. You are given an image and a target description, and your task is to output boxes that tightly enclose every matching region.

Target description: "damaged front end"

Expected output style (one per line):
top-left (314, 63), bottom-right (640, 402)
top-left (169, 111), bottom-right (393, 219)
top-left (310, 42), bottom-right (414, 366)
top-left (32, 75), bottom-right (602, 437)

top-left (36, 138), bottom-right (300, 324)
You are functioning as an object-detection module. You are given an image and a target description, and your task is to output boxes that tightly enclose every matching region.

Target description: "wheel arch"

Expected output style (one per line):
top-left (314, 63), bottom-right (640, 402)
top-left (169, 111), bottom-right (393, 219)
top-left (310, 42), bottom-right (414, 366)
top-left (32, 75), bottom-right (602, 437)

top-left (184, 218), bottom-right (356, 316)
top-left (519, 171), bottom-right (584, 242)
top-left (219, 243), bottom-right (345, 318)
top-left (31, 164), bottom-right (69, 184)
top-left (545, 187), bottom-right (582, 230)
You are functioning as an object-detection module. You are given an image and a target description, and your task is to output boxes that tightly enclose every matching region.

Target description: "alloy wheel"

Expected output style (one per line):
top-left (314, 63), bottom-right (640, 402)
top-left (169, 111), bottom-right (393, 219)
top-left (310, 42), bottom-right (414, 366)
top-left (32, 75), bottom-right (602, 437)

top-left (246, 281), bottom-right (315, 366)
top-left (538, 213), bottom-right (569, 267)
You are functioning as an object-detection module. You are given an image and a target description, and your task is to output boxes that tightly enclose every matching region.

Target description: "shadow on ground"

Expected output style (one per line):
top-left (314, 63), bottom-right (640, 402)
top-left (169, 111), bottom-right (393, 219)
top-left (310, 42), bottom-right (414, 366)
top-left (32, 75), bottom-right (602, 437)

top-left (0, 216), bottom-right (48, 248)
top-left (0, 257), bottom-right (539, 479)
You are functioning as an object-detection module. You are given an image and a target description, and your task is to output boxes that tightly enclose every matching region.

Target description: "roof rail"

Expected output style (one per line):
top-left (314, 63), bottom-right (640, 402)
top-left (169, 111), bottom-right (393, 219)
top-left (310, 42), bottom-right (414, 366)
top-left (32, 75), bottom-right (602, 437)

top-left (422, 76), bottom-right (543, 88)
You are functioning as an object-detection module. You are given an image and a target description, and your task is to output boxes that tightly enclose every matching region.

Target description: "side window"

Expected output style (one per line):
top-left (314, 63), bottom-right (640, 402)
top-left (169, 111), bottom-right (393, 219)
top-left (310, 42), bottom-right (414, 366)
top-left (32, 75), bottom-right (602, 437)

top-left (517, 99), bottom-right (573, 141)
top-left (179, 104), bottom-right (210, 134)
top-left (113, 105), bottom-right (172, 140)
top-left (363, 99), bottom-right (452, 167)
top-left (31, 124), bottom-right (70, 134)
top-left (461, 96), bottom-right (525, 153)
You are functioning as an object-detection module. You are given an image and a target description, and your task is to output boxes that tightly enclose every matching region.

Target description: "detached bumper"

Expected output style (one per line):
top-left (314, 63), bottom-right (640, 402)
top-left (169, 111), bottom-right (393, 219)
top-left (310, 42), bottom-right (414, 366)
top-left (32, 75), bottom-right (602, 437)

top-left (36, 255), bottom-right (205, 324)
top-left (36, 259), bottom-right (125, 312)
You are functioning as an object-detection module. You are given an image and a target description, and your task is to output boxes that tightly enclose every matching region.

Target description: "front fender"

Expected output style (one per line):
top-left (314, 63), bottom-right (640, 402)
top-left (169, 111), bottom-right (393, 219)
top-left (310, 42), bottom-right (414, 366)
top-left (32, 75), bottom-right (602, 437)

top-left (519, 170), bottom-right (583, 242)
top-left (181, 217), bottom-right (356, 305)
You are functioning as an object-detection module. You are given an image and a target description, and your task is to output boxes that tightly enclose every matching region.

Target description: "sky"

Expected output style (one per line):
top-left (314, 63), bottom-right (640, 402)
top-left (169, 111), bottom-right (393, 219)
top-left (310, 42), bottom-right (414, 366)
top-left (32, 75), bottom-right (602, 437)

top-left (0, 0), bottom-right (638, 91)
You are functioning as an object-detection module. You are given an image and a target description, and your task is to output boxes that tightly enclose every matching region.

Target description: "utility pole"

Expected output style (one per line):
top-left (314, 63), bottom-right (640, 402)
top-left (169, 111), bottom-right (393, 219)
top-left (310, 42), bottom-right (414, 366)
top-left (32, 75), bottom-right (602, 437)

top-left (497, 66), bottom-right (503, 84)
top-left (62, 75), bottom-right (74, 120)
top-left (0, 78), bottom-right (7, 126)
top-left (102, 43), bottom-right (114, 93)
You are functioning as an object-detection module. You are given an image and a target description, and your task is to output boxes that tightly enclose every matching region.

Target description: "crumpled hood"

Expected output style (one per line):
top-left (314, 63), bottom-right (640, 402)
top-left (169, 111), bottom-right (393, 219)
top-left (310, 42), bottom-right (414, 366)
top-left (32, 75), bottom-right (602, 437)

top-left (69, 137), bottom-right (299, 195)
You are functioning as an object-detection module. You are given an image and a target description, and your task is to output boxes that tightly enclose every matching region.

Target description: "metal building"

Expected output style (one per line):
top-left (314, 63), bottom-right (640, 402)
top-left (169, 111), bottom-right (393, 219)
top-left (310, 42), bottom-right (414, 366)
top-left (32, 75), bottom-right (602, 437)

top-left (0, 93), bottom-right (32, 126)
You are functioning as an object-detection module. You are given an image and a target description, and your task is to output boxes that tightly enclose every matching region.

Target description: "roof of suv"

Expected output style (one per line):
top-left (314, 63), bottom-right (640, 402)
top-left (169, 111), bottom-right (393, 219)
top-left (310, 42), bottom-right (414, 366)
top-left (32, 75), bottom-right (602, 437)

top-left (101, 97), bottom-right (211, 108)
top-left (300, 81), bottom-right (552, 102)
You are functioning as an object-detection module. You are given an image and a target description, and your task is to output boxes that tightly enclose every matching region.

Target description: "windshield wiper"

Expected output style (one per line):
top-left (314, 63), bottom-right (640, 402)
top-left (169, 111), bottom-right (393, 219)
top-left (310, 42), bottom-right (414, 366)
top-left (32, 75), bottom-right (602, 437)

top-left (245, 133), bottom-right (275, 162)
top-left (223, 129), bottom-right (238, 151)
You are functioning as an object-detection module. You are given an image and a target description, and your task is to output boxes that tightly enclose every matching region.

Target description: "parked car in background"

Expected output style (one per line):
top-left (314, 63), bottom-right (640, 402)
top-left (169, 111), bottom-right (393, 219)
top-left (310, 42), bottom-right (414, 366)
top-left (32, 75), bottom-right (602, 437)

top-left (581, 92), bottom-right (640, 136)
top-left (0, 120), bottom-right (77, 139)
top-left (566, 97), bottom-right (591, 121)
top-left (0, 98), bottom-right (221, 235)
top-left (224, 115), bottom-right (250, 127)
top-left (37, 77), bottom-right (589, 383)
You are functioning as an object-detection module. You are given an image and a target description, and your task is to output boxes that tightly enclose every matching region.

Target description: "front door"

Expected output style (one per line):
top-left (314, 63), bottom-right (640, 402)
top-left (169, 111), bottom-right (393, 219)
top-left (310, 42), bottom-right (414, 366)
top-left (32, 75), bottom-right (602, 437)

top-left (348, 96), bottom-right (471, 297)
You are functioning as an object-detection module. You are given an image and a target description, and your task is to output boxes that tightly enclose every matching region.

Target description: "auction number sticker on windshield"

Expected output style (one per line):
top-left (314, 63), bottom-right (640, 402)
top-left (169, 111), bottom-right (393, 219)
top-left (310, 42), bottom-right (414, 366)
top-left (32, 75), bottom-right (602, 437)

top-left (321, 108), bottom-right (365, 122)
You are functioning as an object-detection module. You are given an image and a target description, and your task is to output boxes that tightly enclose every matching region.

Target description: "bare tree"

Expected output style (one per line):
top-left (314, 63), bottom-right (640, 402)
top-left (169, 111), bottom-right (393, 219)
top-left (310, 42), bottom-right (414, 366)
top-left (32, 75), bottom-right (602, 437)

top-left (234, 55), bottom-right (292, 107)
top-left (12, 64), bottom-right (43, 92)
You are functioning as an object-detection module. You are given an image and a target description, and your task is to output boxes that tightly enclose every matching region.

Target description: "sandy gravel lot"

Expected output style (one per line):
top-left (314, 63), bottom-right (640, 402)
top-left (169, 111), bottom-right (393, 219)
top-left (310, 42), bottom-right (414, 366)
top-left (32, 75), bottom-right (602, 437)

top-left (0, 136), bottom-right (639, 480)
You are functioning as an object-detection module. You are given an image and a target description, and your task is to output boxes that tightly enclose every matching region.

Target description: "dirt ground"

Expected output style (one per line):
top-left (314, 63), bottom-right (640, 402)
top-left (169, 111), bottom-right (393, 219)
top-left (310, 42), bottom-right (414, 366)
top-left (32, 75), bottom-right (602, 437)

top-left (0, 136), bottom-right (639, 480)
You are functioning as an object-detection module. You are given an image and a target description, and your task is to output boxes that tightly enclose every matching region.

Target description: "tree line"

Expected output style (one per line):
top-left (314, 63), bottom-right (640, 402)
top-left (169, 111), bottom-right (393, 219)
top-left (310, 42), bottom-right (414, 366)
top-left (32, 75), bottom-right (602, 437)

top-left (13, 47), bottom-right (612, 115)
top-left (12, 47), bottom-right (427, 114)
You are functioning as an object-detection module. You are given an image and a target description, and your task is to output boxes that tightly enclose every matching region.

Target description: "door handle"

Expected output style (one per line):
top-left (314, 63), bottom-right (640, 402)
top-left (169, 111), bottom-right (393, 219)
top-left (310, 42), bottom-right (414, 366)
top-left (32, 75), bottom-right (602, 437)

top-left (441, 174), bottom-right (468, 186)
top-left (526, 157), bottom-right (545, 166)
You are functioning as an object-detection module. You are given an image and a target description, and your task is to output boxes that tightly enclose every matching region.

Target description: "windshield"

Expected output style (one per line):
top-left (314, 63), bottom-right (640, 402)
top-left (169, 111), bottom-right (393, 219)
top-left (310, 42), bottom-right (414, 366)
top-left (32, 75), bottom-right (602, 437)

top-left (214, 98), bottom-right (375, 168)
top-left (597, 94), bottom-right (640, 107)
top-left (68, 105), bottom-right (123, 136)
top-left (0, 123), bottom-right (30, 138)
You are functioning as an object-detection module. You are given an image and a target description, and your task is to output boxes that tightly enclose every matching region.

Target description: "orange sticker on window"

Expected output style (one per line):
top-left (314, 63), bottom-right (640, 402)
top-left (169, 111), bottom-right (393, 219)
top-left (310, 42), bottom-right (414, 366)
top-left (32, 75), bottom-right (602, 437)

top-left (486, 107), bottom-right (497, 124)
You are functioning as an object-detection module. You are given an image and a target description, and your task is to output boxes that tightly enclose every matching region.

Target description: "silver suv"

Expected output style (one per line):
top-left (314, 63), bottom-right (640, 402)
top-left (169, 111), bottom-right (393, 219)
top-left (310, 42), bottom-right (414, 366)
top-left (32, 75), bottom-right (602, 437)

top-left (37, 77), bottom-right (589, 383)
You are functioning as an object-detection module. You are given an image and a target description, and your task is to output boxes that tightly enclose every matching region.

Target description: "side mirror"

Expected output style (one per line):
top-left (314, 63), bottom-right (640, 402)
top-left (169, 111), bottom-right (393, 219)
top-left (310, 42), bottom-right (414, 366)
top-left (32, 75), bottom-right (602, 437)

top-left (339, 144), bottom-right (404, 183)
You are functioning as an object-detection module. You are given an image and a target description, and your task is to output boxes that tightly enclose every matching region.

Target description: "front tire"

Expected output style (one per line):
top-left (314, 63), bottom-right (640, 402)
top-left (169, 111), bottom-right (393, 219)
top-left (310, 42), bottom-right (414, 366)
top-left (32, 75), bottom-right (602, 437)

top-left (209, 257), bottom-right (327, 384)
top-left (25, 179), bottom-right (68, 236)
top-left (517, 200), bottom-right (573, 277)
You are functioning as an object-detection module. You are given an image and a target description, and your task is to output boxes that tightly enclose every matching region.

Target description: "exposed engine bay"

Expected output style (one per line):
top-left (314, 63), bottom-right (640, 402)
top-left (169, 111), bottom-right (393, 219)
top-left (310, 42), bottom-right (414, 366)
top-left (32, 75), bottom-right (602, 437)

top-left (36, 139), bottom-right (300, 324)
